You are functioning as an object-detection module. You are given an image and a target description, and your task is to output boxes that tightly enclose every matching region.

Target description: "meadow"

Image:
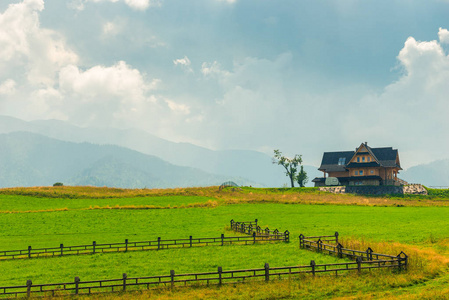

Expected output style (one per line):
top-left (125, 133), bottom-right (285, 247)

top-left (0, 186), bottom-right (449, 299)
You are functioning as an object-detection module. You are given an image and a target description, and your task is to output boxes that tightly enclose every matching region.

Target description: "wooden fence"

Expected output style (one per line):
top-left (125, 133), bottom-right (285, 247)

top-left (0, 220), bottom-right (287, 261)
top-left (0, 229), bottom-right (408, 298)
top-left (230, 219), bottom-right (289, 242)
top-left (299, 233), bottom-right (408, 270)
top-left (0, 256), bottom-right (407, 299)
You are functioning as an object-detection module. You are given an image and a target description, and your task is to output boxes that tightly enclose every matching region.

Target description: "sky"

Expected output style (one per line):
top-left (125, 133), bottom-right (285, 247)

top-left (1, 0), bottom-right (449, 168)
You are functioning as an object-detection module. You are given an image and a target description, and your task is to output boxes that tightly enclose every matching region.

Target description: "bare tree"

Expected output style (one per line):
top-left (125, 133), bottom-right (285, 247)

top-left (273, 149), bottom-right (303, 188)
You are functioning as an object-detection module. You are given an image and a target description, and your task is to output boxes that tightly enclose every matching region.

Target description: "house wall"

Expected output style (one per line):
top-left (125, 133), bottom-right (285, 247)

top-left (328, 171), bottom-right (350, 178)
top-left (350, 168), bottom-right (379, 176)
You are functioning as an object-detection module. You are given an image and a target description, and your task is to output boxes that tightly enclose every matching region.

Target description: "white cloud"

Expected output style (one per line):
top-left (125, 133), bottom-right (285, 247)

top-left (216, 0), bottom-right (237, 4)
top-left (438, 27), bottom-right (449, 44)
top-left (0, 0), bottom-right (78, 87)
top-left (173, 56), bottom-right (193, 73)
top-left (59, 61), bottom-right (155, 101)
top-left (0, 80), bottom-right (16, 95)
top-left (103, 21), bottom-right (119, 36)
top-left (70, 0), bottom-right (159, 11)
top-left (344, 30), bottom-right (449, 166)
top-left (165, 98), bottom-right (190, 115)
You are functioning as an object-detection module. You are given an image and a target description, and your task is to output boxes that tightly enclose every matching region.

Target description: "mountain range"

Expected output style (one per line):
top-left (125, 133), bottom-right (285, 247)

top-left (0, 116), bottom-right (321, 188)
top-left (1, 115), bottom-right (445, 189)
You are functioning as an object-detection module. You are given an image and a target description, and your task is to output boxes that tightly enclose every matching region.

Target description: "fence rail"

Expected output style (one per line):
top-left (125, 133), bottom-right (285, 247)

top-left (0, 256), bottom-right (406, 299)
top-left (0, 226), bottom-right (408, 299)
top-left (299, 233), bottom-right (408, 270)
top-left (0, 220), bottom-right (288, 261)
top-left (230, 219), bottom-right (289, 242)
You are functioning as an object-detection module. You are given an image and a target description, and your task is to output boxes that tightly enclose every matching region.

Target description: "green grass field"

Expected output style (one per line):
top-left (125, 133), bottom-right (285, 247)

top-left (0, 186), bottom-right (449, 299)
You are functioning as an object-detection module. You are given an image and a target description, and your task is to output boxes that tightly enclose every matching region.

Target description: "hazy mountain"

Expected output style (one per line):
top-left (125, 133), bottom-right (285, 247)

top-left (0, 132), bottom-right (258, 188)
top-left (401, 160), bottom-right (449, 188)
top-left (0, 116), bottom-right (321, 187)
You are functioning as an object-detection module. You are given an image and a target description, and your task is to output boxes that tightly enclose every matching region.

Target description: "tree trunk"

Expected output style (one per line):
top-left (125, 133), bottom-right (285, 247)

top-left (290, 175), bottom-right (295, 188)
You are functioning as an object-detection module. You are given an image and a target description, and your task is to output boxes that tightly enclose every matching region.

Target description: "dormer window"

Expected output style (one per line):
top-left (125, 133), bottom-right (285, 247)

top-left (357, 157), bottom-right (360, 162)
top-left (362, 157), bottom-right (365, 162)
top-left (338, 157), bottom-right (346, 165)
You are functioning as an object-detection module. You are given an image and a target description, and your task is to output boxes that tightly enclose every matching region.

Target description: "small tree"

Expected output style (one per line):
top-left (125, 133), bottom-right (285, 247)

top-left (272, 149), bottom-right (302, 188)
top-left (53, 182), bottom-right (63, 187)
top-left (296, 165), bottom-right (308, 187)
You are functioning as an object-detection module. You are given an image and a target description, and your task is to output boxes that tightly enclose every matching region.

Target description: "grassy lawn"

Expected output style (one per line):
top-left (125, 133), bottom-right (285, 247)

top-left (0, 187), bottom-right (449, 298)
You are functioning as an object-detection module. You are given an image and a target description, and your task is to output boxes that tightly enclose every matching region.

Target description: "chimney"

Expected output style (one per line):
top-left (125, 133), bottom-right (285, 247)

top-left (365, 142), bottom-right (368, 145)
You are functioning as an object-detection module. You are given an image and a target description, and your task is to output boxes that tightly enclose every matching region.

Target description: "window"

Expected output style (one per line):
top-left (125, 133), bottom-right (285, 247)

top-left (370, 170), bottom-right (374, 174)
top-left (368, 157), bottom-right (371, 162)
top-left (362, 157), bottom-right (365, 162)
top-left (338, 157), bottom-right (346, 165)
top-left (357, 157), bottom-right (360, 162)
top-left (360, 170), bottom-right (364, 175)
top-left (355, 171), bottom-right (359, 175)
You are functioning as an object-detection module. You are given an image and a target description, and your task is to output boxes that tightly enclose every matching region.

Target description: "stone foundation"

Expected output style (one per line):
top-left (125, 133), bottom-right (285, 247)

top-left (319, 184), bottom-right (427, 195)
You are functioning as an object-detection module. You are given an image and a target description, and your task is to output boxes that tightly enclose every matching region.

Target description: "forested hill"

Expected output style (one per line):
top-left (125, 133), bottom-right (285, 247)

top-left (0, 132), bottom-right (256, 188)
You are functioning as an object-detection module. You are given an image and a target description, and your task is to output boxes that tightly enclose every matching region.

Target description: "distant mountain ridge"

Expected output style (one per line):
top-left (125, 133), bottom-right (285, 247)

top-left (0, 115), bottom-right (321, 187)
top-left (401, 160), bottom-right (449, 187)
top-left (0, 132), bottom-right (257, 188)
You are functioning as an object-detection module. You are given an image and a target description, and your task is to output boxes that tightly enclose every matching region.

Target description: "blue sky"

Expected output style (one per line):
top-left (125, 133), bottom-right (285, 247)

top-left (1, 0), bottom-right (449, 168)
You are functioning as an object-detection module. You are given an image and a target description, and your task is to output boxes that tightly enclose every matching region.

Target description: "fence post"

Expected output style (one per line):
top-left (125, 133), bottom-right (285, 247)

top-left (274, 229), bottom-right (279, 240)
top-left (189, 236), bottom-right (192, 247)
top-left (125, 239), bottom-right (128, 252)
top-left (221, 234), bottom-right (224, 246)
top-left (230, 219), bottom-right (234, 230)
top-left (92, 241), bottom-right (96, 254)
top-left (356, 256), bottom-right (362, 273)
top-left (257, 225), bottom-right (261, 234)
top-left (310, 260), bottom-right (316, 276)
top-left (264, 263), bottom-right (269, 282)
top-left (170, 270), bottom-right (175, 289)
top-left (26, 280), bottom-right (32, 297)
top-left (397, 251), bottom-right (408, 271)
top-left (335, 232), bottom-right (339, 244)
top-left (317, 239), bottom-right (322, 252)
top-left (218, 266), bottom-right (222, 286)
top-left (299, 234), bottom-right (304, 248)
top-left (241, 223), bottom-right (244, 233)
top-left (122, 273), bottom-right (127, 291)
top-left (284, 230), bottom-right (290, 242)
top-left (28, 246), bottom-right (32, 259)
top-left (255, 219), bottom-right (258, 227)
top-left (249, 224), bottom-right (253, 234)
top-left (337, 243), bottom-right (343, 258)
top-left (265, 227), bottom-right (269, 236)
top-left (60, 244), bottom-right (64, 256)
top-left (366, 247), bottom-right (373, 261)
top-left (253, 232), bottom-right (256, 244)
top-left (74, 277), bottom-right (80, 295)
top-left (158, 237), bottom-right (161, 250)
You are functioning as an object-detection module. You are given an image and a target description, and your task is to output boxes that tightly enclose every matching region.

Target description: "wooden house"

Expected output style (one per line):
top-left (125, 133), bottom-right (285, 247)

top-left (312, 142), bottom-right (406, 187)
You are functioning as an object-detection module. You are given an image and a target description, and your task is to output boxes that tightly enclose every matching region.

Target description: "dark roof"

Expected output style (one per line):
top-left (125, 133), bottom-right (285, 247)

top-left (312, 175), bottom-right (383, 183)
top-left (312, 177), bottom-right (325, 182)
top-left (346, 162), bottom-right (380, 168)
top-left (333, 175), bottom-right (382, 182)
top-left (318, 144), bottom-right (401, 172)
top-left (318, 151), bottom-right (354, 172)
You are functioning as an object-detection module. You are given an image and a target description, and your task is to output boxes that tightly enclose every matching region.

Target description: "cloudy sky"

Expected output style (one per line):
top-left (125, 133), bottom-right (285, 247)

top-left (1, 0), bottom-right (449, 168)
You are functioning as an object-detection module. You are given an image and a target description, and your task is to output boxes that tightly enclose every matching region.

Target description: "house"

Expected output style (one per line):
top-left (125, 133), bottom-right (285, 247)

top-left (312, 142), bottom-right (406, 187)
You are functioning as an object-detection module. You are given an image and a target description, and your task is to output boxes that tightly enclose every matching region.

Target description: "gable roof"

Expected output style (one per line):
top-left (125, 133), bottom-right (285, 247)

top-left (318, 144), bottom-right (401, 172)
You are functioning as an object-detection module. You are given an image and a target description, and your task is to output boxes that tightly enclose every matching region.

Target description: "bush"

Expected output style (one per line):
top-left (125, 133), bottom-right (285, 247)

top-left (53, 182), bottom-right (64, 187)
